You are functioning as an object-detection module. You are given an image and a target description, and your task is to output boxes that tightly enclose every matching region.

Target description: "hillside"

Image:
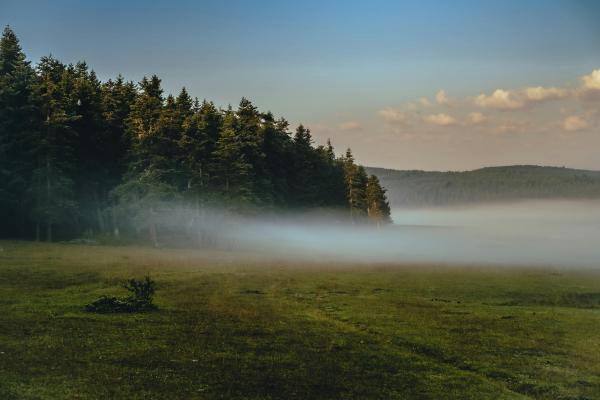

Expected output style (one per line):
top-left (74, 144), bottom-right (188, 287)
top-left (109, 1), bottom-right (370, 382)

top-left (367, 165), bottom-right (600, 207)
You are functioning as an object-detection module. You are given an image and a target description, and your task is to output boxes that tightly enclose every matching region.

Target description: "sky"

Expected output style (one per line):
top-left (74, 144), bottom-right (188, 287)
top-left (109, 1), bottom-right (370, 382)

top-left (2, 0), bottom-right (599, 171)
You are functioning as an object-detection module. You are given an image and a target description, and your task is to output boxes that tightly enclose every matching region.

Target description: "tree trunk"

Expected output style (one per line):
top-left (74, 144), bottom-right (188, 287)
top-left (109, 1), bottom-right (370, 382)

top-left (196, 194), bottom-right (203, 247)
top-left (96, 207), bottom-right (105, 234)
top-left (46, 221), bottom-right (52, 242)
top-left (45, 154), bottom-right (52, 242)
top-left (149, 207), bottom-right (158, 247)
top-left (93, 190), bottom-right (105, 234)
top-left (111, 207), bottom-right (120, 239)
top-left (149, 223), bottom-right (158, 247)
top-left (15, 200), bottom-right (24, 239)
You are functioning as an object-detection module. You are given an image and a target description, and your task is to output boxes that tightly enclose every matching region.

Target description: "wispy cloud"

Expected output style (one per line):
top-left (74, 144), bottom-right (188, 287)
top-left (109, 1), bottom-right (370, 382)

top-left (419, 97), bottom-right (433, 107)
top-left (524, 86), bottom-right (567, 102)
top-left (472, 87), bottom-right (566, 110)
top-left (377, 68), bottom-right (599, 142)
top-left (495, 119), bottom-right (532, 134)
top-left (577, 69), bottom-right (600, 102)
top-left (472, 71), bottom-right (600, 111)
top-left (582, 69), bottom-right (600, 90)
top-left (563, 115), bottom-right (588, 132)
top-left (435, 90), bottom-right (451, 105)
top-left (424, 113), bottom-right (456, 126)
top-left (379, 107), bottom-right (410, 125)
top-left (338, 121), bottom-right (362, 131)
top-left (465, 112), bottom-right (486, 125)
top-left (474, 89), bottom-right (525, 110)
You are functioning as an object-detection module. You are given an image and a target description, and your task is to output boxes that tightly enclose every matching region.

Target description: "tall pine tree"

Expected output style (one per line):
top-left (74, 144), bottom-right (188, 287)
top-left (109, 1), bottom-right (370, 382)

top-left (179, 99), bottom-right (221, 202)
top-left (0, 26), bottom-right (38, 238)
top-left (31, 56), bottom-right (79, 241)
top-left (366, 174), bottom-right (392, 225)
top-left (212, 108), bottom-right (254, 206)
top-left (343, 149), bottom-right (368, 221)
top-left (71, 62), bottom-right (107, 235)
top-left (112, 75), bottom-right (179, 245)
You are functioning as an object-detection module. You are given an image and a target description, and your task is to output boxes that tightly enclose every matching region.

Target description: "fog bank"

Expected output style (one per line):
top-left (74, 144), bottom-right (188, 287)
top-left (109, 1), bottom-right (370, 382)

top-left (218, 200), bottom-right (600, 268)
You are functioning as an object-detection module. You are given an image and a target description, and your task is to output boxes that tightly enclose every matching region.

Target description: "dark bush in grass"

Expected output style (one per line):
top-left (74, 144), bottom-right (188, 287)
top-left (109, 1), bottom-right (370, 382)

top-left (86, 276), bottom-right (157, 313)
top-left (85, 295), bottom-right (135, 313)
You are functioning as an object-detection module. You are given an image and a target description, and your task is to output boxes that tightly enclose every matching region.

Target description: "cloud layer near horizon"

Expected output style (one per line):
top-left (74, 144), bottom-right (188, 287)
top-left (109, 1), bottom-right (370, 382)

top-left (378, 68), bottom-right (599, 132)
top-left (308, 69), bottom-right (599, 171)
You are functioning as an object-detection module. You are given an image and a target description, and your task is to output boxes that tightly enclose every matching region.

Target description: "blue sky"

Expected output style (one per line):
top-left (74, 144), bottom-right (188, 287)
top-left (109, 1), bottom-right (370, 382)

top-left (2, 0), bottom-right (600, 170)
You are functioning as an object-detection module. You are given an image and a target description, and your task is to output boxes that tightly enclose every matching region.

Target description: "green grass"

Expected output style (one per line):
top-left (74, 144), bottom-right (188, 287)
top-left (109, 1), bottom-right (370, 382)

top-left (1, 241), bottom-right (599, 399)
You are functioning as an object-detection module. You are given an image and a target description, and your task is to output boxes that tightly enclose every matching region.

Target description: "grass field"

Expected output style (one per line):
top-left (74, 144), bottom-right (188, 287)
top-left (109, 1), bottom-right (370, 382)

top-left (1, 241), bottom-right (599, 399)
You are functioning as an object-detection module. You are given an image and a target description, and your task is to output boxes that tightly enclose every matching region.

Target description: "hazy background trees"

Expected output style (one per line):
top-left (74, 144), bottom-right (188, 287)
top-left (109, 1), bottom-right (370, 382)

top-left (369, 165), bottom-right (600, 208)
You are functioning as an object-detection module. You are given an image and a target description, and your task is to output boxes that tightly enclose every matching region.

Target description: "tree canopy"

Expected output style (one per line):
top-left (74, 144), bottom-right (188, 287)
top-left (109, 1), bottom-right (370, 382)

top-left (0, 27), bottom-right (391, 242)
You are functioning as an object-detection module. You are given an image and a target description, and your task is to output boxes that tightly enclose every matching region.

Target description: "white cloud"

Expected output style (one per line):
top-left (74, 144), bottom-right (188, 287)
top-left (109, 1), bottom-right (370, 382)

top-left (577, 69), bottom-right (600, 102)
top-left (436, 90), bottom-right (450, 105)
top-left (379, 69), bottom-right (600, 138)
top-left (563, 115), bottom-right (588, 132)
top-left (474, 86), bottom-right (568, 110)
top-left (466, 112), bottom-right (486, 125)
top-left (338, 121), bottom-right (362, 131)
top-left (425, 113), bottom-right (456, 126)
top-left (419, 97), bottom-right (433, 107)
top-left (474, 89), bottom-right (525, 110)
top-left (379, 108), bottom-right (410, 125)
top-left (495, 120), bottom-right (531, 134)
top-left (581, 69), bottom-right (600, 90)
top-left (524, 86), bottom-right (567, 101)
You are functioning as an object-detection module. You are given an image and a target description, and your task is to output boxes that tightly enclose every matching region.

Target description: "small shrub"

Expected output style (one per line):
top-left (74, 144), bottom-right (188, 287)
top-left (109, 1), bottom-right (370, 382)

top-left (123, 276), bottom-right (156, 304)
top-left (86, 275), bottom-right (157, 313)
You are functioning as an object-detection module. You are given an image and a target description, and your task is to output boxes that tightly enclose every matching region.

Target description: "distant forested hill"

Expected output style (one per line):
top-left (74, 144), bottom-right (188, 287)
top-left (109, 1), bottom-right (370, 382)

top-left (366, 165), bottom-right (600, 207)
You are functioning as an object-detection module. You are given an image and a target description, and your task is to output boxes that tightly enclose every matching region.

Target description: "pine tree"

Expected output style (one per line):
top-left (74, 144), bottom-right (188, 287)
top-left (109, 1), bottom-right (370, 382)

top-left (236, 98), bottom-right (270, 204)
top-left (366, 174), bottom-right (392, 225)
top-left (290, 124), bottom-right (319, 207)
top-left (175, 87), bottom-right (194, 121)
top-left (343, 149), bottom-right (368, 220)
top-left (212, 109), bottom-right (254, 205)
top-left (30, 56), bottom-right (79, 241)
top-left (179, 99), bottom-right (222, 201)
top-left (101, 75), bottom-right (137, 188)
top-left (315, 139), bottom-right (346, 208)
top-left (261, 114), bottom-right (293, 205)
top-left (123, 75), bottom-right (176, 181)
top-left (126, 75), bottom-right (163, 154)
top-left (0, 26), bottom-right (39, 238)
top-left (70, 62), bottom-right (108, 235)
top-left (113, 75), bottom-right (179, 245)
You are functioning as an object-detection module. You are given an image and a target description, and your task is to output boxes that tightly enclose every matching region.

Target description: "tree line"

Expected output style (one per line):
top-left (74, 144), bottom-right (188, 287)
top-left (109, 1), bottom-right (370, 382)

top-left (368, 165), bottom-right (600, 207)
top-left (0, 27), bottom-right (391, 242)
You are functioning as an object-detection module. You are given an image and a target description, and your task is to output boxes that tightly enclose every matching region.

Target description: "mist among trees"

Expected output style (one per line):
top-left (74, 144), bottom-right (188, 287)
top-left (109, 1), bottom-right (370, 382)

top-left (0, 27), bottom-right (390, 242)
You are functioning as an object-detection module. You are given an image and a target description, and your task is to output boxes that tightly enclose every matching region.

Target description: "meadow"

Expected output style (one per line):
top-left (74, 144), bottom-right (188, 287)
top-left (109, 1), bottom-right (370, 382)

top-left (0, 241), bottom-right (599, 399)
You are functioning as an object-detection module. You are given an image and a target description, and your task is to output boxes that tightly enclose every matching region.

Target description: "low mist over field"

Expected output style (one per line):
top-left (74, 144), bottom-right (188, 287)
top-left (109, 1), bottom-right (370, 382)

top-left (198, 200), bottom-right (600, 268)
